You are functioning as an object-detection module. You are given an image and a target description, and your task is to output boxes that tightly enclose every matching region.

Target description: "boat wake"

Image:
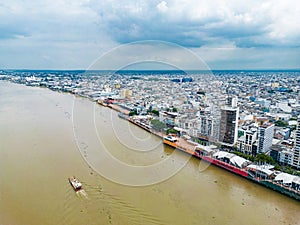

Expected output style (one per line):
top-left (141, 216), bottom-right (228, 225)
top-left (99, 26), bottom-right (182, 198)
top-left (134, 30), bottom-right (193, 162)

top-left (76, 189), bottom-right (89, 199)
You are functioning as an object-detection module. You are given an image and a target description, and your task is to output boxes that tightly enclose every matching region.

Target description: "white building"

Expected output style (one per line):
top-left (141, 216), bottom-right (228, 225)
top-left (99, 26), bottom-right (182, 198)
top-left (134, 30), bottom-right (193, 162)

top-left (199, 115), bottom-right (219, 140)
top-left (292, 117), bottom-right (300, 169)
top-left (258, 123), bottom-right (274, 154)
top-left (279, 149), bottom-right (293, 166)
top-left (238, 128), bottom-right (257, 155)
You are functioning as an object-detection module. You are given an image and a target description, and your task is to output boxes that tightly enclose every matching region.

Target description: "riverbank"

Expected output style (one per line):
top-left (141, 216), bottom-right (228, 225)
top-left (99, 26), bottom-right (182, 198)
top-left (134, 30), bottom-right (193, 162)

top-left (105, 103), bottom-right (300, 201)
top-left (130, 116), bottom-right (300, 201)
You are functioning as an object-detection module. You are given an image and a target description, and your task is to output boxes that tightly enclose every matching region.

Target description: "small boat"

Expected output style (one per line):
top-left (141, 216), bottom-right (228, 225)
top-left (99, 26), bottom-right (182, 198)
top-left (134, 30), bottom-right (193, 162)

top-left (163, 135), bottom-right (178, 148)
top-left (68, 176), bottom-right (82, 191)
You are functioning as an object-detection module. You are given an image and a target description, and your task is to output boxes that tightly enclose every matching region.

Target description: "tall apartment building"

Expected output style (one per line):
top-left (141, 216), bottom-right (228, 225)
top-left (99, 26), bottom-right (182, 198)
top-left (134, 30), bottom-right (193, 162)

top-left (219, 106), bottom-right (239, 146)
top-left (258, 123), bottom-right (274, 154)
top-left (219, 96), bottom-right (239, 146)
top-left (292, 117), bottom-right (300, 169)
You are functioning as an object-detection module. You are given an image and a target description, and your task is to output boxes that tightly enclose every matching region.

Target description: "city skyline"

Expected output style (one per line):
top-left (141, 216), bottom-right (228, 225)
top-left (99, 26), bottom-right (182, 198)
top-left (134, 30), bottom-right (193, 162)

top-left (1, 69), bottom-right (300, 175)
top-left (1, 0), bottom-right (300, 70)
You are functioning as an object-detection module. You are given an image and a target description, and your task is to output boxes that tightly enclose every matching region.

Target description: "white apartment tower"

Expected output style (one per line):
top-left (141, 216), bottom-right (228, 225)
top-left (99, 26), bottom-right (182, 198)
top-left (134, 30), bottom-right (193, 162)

top-left (292, 117), bottom-right (300, 169)
top-left (258, 123), bottom-right (274, 154)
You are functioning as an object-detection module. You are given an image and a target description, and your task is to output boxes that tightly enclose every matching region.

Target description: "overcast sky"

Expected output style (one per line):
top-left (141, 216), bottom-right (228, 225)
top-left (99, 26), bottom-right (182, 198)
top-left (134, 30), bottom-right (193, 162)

top-left (0, 0), bottom-right (299, 70)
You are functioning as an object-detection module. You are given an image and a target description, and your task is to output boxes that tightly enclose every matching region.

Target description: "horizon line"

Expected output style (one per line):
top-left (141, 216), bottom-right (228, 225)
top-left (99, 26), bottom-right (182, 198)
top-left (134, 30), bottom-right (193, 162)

top-left (1, 68), bottom-right (300, 72)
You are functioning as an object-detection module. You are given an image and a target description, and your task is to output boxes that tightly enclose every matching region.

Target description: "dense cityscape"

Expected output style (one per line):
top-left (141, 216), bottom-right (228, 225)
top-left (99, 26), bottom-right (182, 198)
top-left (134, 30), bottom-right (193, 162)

top-left (1, 70), bottom-right (300, 198)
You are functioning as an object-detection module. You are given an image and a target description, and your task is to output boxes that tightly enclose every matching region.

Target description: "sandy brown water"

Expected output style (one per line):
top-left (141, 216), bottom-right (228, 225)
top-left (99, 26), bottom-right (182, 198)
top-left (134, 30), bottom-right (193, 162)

top-left (0, 81), bottom-right (299, 225)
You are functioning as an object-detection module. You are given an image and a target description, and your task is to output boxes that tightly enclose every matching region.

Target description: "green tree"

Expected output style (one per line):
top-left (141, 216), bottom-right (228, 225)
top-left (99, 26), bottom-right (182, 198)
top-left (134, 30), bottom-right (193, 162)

top-left (151, 119), bottom-right (166, 131)
top-left (275, 120), bottom-right (288, 127)
top-left (167, 128), bottom-right (177, 134)
top-left (129, 109), bottom-right (137, 116)
top-left (274, 164), bottom-right (282, 171)
top-left (232, 151), bottom-right (254, 161)
top-left (284, 166), bottom-right (294, 174)
top-left (254, 153), bottom-right (275, 164)
top-left (151, 110), bottom-right (160, 117)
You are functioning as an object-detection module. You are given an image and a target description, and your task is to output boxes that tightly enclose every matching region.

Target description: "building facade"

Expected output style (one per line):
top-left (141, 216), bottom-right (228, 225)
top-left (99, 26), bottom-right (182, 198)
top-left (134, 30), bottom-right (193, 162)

top-left (199, 115), bottom-right (219, 141)
top-left (293, 117), bottom-right (300, 169)
top-left (219, 106), bottom-right (239, 146)
top-left (258, 123), bottom-right (274, 154)
top-left (270, 144), bottom-right (293, 166)
top-left (238, 129), bottom-right (257, 156)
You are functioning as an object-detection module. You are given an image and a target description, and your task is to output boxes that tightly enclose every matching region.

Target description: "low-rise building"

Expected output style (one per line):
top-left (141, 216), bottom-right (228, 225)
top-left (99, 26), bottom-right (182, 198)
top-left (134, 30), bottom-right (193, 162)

top-left (270, 144), bottom-right (293, 166)
top-left (238, 128), bottom-right (257, 156)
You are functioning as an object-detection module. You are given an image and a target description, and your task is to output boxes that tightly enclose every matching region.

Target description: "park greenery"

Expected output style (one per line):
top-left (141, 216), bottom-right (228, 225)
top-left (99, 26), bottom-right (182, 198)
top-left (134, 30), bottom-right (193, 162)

top-left (150, 119), bottom-right (166, 131)
top-left (129, 109), bottom-right (138, 116)
top-left (232, 151), bottom-right (255, 161)
top-left (233, 151), bottom-right (300, 175)
top-left (151, 109), bottom-right (160, 116)
top-left (254, 153), bottom-right (275, 164)
top-left (166, 128), bottom-right (177, 134)
top-left (232, 151), bottom-right (275, 164)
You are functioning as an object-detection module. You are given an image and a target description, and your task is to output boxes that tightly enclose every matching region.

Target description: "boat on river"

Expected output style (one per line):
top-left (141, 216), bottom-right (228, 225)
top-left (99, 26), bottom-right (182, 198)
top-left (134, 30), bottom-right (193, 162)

top-left (68, 176), bottom-right (82, 191)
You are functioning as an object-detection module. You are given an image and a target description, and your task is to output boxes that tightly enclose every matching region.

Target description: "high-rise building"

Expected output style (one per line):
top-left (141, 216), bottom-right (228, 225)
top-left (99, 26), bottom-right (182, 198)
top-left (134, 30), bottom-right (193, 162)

top-left (292, 117), bottom-right (300, 169)
top-left (229, 96), bottom-right (238, 108)
top-left (219, 106), bottom-right (239, 146)
top-left (257, 123), bottom-right (274, 154)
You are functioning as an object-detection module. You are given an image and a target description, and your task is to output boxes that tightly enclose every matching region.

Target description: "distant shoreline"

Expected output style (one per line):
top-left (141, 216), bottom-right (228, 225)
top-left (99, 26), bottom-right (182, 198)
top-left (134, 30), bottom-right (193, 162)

top-left (1, 69), bottom-right (300, 73)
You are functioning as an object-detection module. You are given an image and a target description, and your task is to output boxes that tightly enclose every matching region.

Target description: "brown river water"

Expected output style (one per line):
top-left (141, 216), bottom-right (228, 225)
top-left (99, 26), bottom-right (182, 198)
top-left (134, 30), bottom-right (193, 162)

top-left (0, 81), bottom-right (299, 225)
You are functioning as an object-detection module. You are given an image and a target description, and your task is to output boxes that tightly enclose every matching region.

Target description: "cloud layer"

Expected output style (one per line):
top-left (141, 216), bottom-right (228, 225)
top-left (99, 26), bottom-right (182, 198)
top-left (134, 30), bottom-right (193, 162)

top-left (0, 0), bottom-right (299, 69)
top-left (96, 0), bottom-right (300, 48)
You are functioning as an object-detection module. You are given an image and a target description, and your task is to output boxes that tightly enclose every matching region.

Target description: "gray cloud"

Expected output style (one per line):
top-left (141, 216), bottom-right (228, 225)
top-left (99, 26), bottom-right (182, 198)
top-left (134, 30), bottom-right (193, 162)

top-left (0, 0), bottom-right (299, 69)
top-left (94, 0), bottom-right (300, 48)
